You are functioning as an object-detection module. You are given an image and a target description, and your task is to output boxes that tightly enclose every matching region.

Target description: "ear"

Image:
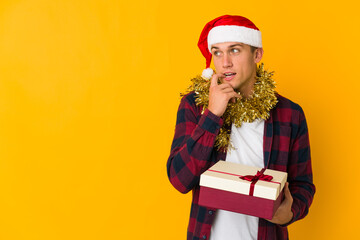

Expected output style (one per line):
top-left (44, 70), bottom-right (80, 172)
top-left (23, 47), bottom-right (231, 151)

top-left (254, 48), bottom-right (264, 63)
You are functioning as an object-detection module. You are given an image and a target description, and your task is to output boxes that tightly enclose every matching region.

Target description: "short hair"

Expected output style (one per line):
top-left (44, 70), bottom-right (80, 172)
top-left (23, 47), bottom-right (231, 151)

top-left (250, 46), bottom-right (257, 53)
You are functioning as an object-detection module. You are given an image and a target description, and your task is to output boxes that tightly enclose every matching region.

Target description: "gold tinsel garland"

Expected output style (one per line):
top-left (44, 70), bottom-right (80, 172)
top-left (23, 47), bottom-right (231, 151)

top-left (181, 63), bottom-right (278, 152)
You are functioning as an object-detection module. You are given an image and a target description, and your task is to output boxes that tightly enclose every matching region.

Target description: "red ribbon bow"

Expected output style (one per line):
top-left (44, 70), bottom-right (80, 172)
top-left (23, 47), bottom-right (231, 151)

top-left (239, 168), bottom-right (273, 196)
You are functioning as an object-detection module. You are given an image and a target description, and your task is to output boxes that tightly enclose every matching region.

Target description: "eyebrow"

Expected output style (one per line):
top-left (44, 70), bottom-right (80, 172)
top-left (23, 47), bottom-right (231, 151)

top-left (211, 43), bottom-right (244, 50)
top-left (229, 44), bottom-right (244, 48)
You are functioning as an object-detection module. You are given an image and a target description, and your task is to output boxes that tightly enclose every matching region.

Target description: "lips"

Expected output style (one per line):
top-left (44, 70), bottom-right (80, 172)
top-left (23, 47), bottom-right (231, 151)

top-left (223, 72), bottom-right (236, 81)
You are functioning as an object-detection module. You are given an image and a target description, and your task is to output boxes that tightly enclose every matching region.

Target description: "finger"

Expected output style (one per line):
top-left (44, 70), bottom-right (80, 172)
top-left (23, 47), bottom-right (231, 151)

top-left (230, 91), bottom-right (242, 99)
top-left (225, 92), bottom-right (241, 103)
top-left (210, 73), bottom-right (221, 87)
top-left (217, 82), bottom-right (233, 90)
top-left (217, 74), bottom-right (226, 84)
top-left (221, 88), bottom-right (237, 93)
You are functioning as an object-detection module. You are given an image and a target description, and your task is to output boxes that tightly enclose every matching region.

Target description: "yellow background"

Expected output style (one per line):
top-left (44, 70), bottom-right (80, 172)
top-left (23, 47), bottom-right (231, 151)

top-left (0, 0), bottom-right (359, 239)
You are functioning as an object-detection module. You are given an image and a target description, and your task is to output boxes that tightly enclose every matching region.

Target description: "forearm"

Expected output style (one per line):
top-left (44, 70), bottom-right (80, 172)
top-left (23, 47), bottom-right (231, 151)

top-left (282, 108), bottom-right (315, 226)
top-left (167, 99), bottom-right (222, 193)
top-left (287, 173), bottom-right (315, 224)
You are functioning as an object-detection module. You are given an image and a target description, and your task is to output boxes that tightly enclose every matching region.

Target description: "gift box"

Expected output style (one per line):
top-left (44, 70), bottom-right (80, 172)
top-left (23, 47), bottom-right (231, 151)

top-left (199, 160), bottom-right (288, 220)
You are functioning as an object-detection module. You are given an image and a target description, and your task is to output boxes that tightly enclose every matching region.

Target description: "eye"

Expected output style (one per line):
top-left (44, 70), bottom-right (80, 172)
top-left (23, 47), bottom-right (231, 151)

top-left (213, 50), bottom-right (221, 56)
top-left (231, 48), bottom-right (240, 53)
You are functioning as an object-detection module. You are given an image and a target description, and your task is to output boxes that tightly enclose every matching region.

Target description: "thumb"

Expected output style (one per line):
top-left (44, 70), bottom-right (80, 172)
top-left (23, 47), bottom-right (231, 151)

top-left (284, 182), bottom-right (293, 202)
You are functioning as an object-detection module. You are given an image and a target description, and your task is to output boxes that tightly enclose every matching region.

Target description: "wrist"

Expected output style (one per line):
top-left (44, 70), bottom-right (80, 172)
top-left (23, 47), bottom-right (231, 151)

top-left (198, 109), bottom-right (223, 134)
top-left (208, 106), bottom-right (223, 117)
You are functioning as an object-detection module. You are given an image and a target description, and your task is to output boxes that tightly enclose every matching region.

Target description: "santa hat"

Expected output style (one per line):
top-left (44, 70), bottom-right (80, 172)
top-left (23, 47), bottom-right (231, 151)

top-left (198, 15), bottom-right (262, 79)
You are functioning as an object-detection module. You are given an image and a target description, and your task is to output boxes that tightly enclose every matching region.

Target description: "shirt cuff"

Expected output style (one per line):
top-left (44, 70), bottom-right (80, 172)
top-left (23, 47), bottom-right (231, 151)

top-left (198, 108), bottom-right (223, 134)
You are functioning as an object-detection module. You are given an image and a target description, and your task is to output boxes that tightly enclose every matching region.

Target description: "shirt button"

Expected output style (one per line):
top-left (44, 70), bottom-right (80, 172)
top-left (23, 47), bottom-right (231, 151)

top-left (202, 235), bottom-right (207, 239)
top-left (208, 210), bottom-right (213, 215)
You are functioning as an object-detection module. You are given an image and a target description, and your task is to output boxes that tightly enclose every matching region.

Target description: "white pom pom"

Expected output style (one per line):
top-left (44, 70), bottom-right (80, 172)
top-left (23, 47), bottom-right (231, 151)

top-left (201, 68), bottom-right (214, 80)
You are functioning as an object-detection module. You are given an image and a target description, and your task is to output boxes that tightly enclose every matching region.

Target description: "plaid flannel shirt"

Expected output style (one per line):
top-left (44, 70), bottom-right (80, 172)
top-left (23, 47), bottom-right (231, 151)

top-left (167, 92), bottom-right (315, 240)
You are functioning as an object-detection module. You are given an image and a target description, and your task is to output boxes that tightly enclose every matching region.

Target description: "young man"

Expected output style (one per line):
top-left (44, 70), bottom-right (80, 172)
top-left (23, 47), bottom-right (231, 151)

top-left (167, 15), bottom-right (315, 240)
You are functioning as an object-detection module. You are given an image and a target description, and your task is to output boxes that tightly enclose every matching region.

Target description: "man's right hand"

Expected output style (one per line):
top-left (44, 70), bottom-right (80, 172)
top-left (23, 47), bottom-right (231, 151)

top-left (207, 73), bottom-right (241, 117)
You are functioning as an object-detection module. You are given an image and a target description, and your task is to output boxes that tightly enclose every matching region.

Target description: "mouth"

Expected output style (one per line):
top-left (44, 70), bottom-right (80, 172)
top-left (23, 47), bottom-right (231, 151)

top-left (222, 72), bottom-right (236, 81)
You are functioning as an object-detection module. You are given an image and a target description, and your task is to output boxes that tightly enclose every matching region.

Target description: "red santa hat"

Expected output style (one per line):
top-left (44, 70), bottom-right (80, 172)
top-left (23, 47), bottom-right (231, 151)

top-left (198, 15), bottom-right (262, 79)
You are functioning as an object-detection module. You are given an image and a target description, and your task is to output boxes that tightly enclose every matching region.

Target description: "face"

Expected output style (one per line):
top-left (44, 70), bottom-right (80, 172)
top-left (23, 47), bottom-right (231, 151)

top-left (211, 42), bottom-right (263, 95)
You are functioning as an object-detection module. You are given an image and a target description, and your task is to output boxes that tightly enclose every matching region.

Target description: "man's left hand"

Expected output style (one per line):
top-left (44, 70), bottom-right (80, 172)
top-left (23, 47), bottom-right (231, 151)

top-left (267, 182), bottom-right (294, 225)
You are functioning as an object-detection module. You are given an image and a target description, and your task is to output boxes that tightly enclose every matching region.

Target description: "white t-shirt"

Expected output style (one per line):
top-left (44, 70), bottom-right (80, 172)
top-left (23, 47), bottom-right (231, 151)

top-left (210, 119), bottom-right (265, 240)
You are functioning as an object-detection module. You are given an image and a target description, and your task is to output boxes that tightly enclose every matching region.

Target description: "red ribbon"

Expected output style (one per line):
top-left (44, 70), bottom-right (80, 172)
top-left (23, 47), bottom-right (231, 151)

top-left (207, 168), bottom-right (279, 197)
top-left (239, 168), bottom-right (273, 196)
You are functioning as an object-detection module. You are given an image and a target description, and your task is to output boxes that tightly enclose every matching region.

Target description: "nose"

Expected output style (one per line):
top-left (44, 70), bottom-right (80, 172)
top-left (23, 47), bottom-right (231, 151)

top-left (222, 53), bottom-right (233, 68)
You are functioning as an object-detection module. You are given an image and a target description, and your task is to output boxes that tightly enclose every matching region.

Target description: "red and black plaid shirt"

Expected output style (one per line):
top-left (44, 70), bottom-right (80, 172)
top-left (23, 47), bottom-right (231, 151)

top-left (167, 92), bottom-right (315, 240)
